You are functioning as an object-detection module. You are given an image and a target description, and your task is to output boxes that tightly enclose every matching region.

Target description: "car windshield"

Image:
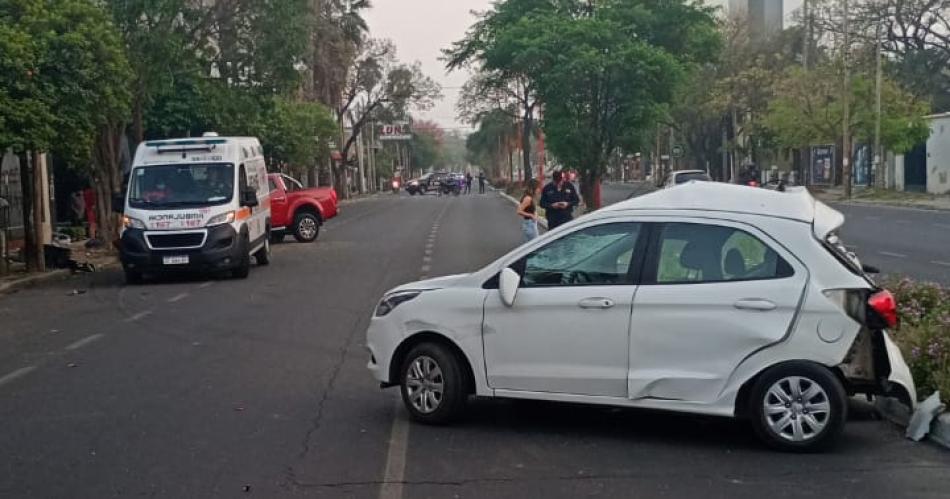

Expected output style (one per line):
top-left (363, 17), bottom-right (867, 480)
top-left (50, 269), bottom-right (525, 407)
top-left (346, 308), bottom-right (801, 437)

top-left (129, 163), bottom-right (234, 209)
top-left (675, 172), bottom-right (711, 184)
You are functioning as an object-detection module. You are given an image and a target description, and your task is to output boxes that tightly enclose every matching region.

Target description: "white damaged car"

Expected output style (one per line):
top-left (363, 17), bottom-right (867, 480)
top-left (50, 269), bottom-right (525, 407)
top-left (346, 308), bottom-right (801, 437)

top-left (366, 182), bottom-right (916, 451)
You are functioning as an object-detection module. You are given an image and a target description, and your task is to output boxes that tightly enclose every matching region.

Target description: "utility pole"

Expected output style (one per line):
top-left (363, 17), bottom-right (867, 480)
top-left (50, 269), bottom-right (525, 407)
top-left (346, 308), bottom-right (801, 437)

top-left (802, 0), bottom-right (809, 69)
top-left (874, 20), bottom-right (884, 189)
top-left (842, 0), bottom-right (853, 198)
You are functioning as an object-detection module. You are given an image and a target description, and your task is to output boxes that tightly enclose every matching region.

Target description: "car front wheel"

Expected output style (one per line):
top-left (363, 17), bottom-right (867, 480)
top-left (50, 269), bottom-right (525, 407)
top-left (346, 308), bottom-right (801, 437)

top-left (399, 343), bottom-right (466, 424)
top-left (749, 362), bottom-right (847, 452)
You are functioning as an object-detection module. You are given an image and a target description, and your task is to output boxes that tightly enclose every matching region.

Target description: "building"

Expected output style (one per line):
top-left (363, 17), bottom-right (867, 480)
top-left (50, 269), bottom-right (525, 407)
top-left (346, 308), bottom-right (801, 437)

top-left (729, 0), bottom-right (783, 39)
top-left (894, 113), bottom-right (950, 194)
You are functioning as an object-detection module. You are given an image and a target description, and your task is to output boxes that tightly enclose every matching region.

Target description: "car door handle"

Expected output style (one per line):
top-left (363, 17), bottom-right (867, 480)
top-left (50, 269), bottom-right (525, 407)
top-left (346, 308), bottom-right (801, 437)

top-left (578, 298), bottom-right (614, 309)
top-left (733, 299), bottom-right (777, 311)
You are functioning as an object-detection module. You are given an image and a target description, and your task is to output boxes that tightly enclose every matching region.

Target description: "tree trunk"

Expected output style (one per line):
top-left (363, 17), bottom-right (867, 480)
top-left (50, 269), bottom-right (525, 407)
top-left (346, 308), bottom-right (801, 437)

top-left (31, 152), bottom-right (46, 272)
top-left (94, 123), bottom-right (125, 246)
top-left (521, 112), bottom-right (533, 181)
top-left (132, 92), bottom-right (145, 144)
top-left (579, 170), bottom-right (602, 211)
top-left (18, 153), bottom-right (36, 272)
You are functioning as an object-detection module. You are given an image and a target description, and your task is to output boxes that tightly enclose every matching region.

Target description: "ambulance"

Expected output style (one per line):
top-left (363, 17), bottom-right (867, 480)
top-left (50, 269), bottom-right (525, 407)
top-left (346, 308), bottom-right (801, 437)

top-left (117, 134), bottom-right (271, 283)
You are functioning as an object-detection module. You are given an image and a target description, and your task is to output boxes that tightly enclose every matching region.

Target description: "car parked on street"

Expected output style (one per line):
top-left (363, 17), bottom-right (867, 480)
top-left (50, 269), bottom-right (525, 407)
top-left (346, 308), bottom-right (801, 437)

top-left (366, 182), bottom-right (916, 452)
top-left (267, 173), bottom-right (337, 243)
top-left (662, 169), bottom-right (712, 188)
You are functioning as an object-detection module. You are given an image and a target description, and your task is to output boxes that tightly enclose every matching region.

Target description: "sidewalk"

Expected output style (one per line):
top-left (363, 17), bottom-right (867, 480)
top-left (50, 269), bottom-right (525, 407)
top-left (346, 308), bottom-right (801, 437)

top-left (811, 187), bottom-right (950, 211)
top-left (0, 239), bottom-right (118, 295)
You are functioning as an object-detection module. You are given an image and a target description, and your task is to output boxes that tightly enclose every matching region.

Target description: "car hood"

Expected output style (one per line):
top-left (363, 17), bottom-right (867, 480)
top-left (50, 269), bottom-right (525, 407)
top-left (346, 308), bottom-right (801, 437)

top-left (390, 273), bottom-right (469, 293)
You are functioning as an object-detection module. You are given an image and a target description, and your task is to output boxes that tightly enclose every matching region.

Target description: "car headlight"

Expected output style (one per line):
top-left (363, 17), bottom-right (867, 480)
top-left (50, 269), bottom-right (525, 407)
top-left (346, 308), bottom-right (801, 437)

top-left (122, 216), bottom-right (146, 229)
top-left (375, 290), bottom-right (422, 317)
top-left (205, 211), bottom-right (235, 227)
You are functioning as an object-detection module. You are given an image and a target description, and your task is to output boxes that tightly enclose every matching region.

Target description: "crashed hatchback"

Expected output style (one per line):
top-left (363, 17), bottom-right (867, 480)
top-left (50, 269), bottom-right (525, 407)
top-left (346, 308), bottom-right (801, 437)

top-left (366, 182), bottom-right (916, 451)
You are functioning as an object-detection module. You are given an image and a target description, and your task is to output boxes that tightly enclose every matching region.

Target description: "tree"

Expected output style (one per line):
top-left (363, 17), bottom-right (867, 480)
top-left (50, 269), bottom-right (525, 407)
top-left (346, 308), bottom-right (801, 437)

top-left (466, 109), bottom-right (519, 178)
top-left (479, 0), bottom-right (719, 208)
top-left (0, 0), bottom-right (132, 266)
top-left (335, 39), bottom-right (441, 195)
top-left (255, 97), bottom-right (337, 178)
top-left (765, 63), bottom-right (930, 154)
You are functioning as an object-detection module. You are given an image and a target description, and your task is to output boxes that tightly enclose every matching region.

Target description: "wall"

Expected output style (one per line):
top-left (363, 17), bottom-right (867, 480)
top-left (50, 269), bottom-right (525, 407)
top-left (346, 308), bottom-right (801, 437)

top-left (927, 114), bottom-right (950, 195)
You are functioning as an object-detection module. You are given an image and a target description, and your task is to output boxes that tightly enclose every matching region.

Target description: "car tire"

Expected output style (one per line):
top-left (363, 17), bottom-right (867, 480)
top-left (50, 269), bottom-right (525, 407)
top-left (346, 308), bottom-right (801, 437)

top-left (749, 362), bottom-right (847, 452)
top-left (254, 233), bottom-right (271, 266)
top-left (292, 212), bottom-right (320, 243)
top-left (124, 269), bottom-right (143, 285)
top-left (232, 234), bottom-right (251, 279)
top-left (399, 342), bottom-right (466, 425)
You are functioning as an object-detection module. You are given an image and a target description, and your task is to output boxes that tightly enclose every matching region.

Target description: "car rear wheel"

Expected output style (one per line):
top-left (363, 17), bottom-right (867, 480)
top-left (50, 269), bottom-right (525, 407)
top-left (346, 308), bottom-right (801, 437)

top-left (749, 362), bottom-right (847, 452)
top-left (293, 213), bottom-right (320, 243)
top-left (399, 343), bottom-right (466, 424)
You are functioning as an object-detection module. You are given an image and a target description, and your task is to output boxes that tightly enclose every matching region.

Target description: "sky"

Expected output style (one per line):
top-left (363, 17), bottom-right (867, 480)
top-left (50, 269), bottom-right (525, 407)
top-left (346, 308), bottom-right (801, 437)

top-left (365, 0), bottom-right (804, 132)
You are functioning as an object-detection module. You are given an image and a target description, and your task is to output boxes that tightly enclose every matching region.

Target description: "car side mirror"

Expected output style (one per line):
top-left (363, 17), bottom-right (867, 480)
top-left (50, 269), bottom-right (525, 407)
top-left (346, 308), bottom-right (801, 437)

top-left (111, 193), bottom-right (124, 213)
top-left (499, 267), bottom-right (521, 307)
top-left (240, 187), bottom-right (259, 207)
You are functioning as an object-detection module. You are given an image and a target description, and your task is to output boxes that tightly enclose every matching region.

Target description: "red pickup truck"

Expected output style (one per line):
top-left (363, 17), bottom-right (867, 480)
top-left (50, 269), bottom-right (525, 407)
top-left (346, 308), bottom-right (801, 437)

top-left (267, 173), bottom-right (338, 243)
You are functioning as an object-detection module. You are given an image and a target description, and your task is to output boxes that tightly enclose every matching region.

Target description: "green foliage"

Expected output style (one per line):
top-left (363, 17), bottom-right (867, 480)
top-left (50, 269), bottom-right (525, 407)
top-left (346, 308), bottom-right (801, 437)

top-left (0, 0), bottom-right (132, 163)
top-left (884, 277), bottom-right (950, 403)
top-left (255, 97), bottom-right (337, 174)
top-left (765, 63), bottom-right (931, 153)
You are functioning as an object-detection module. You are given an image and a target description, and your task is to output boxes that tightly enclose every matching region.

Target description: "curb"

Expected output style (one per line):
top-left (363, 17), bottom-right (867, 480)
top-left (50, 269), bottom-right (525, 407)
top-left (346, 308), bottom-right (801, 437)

top-left (0, 269), bottom-right (71, 296)
top-left (875, 396), bottom-right (950, 451)
top-left (840, 199), bottom-right (950, 212)
top-left (497, 191), bottom-right (548, 230)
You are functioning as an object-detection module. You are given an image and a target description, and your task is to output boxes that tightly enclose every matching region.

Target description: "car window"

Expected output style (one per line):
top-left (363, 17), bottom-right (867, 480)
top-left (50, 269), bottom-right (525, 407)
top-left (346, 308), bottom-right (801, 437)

top-left (654, 223), bottom-right (793, 284)
top-left (281, 175), bottom-right (303, 192)
top-left (522, 223), bottom-right (641, 287)
top-left (268, 178), bottom-right (278, 192)
top-left (675, 172), bottom-right (711, 184)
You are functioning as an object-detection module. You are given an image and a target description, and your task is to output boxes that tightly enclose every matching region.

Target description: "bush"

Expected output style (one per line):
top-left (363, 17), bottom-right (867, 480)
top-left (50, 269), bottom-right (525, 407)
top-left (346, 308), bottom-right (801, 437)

top-left (883, 277), bottom-right (950, 403)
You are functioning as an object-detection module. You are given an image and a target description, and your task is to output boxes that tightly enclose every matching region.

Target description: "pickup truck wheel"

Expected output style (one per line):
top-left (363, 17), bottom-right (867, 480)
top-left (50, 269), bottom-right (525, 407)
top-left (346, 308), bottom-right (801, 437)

top-left (399, 342), bottom-right (466, 425)
top-left (293, 213), bottom-right (320, 243)
top-left (749, 362), bottom-right (847, 452)
top-left (254, 235), bottom-right (271, 265)
top-left (232, 234), bottom-right (251, 279)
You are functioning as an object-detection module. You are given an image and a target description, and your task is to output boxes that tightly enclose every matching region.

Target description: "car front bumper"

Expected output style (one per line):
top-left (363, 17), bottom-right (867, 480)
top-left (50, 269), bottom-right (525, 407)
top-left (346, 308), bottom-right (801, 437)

top-left (120, 225), bottom-right (244, 273)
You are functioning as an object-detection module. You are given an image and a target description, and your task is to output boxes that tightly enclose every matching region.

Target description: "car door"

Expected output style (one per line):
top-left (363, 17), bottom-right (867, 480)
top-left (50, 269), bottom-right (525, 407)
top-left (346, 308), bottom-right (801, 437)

top-left (268, 177), bottom-right (289, 228)
top-left (628, 220), bottom-right (808, 403)
top-left (483, 221), bottom-right (646, 398)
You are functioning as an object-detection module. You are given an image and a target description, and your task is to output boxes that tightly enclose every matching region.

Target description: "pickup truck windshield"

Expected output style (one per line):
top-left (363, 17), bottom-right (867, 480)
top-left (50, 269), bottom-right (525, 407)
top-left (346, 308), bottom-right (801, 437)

top-left (129, 163), bottom-right (234, 209)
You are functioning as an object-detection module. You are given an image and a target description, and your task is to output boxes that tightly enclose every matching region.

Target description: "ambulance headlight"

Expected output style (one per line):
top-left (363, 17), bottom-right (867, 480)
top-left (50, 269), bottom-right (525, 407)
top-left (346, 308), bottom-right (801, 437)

top-left (122, 216), bottom-right (146, 229)
top-left (205, 211), bottom-right (235, 227)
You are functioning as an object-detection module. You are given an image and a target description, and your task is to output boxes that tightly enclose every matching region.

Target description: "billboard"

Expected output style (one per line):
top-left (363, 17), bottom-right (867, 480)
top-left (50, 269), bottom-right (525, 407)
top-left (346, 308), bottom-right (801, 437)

top-left (852, 143), bottom-right (872, 186)
top-left (810, 145), bottom-right (835, 185)
top-left (379, 122), bottom-right (411, 141)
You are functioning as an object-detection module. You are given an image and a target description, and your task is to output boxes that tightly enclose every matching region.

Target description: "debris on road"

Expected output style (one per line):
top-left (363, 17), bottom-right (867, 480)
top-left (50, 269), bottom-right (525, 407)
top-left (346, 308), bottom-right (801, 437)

top-left (67, 289), bottom-right (87, 296)
top-left (906, 392), bottom-right (945, 441)
top-left (66, 363), bottom-right (78, 368)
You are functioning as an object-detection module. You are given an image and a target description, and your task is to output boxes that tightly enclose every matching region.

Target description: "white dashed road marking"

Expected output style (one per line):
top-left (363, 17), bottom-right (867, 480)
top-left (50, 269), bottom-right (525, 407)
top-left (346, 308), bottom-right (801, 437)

top-left (932, 261), bottom-right (950, 267)
top-left (0, 366), bottom-right (36, 388)
top-left (878, 251), bottom-right (908, 258)
top-left (934, 223), bottom-right (950, 230)
top-left (125, 310), bottom-right (153, 322)
top-left (379, 395), bottom-right (410, 499)
top-left (65, 333), bottom-right (105, 351)
top-left (198, 282), bottom-right (214, 289)
top-left (168, 292), bottom-right (189, 303)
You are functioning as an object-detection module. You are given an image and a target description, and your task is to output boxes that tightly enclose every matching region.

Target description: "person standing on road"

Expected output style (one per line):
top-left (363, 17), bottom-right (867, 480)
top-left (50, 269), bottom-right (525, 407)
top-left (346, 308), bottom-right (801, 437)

top-left (517, 178), bottom-right (540, 242)
top-left (478, 171), bottom-right (486, 194)
top-left (540, 171), bottom-right (580, 230)
top-left (465, 172), bottom-right (473, 194)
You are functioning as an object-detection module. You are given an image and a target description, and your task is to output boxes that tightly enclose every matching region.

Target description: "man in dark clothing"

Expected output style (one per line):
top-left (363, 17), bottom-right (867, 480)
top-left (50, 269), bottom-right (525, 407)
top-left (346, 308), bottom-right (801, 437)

top-left (540, 171), bottom-right (580, 229)
top-left (464, 172), bottom-right (473, 194)
top-left (478, 172), bottom-right (486, 194)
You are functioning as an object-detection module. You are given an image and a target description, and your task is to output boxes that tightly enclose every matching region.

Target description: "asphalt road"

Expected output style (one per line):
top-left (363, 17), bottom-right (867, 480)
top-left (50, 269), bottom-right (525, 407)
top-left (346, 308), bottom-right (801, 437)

top-left (1, 191), bottom-right (948, 499)
top-left (602, 182), bottom-right (950, 284)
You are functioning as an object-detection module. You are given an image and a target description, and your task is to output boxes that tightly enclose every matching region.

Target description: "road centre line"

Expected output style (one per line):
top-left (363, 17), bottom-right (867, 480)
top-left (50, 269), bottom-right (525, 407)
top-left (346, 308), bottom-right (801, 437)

top-left (65, 333), bottom-right (105, 351)
top-left (125, 310), bottom-right (153, 322)
top-left (420, 265), bottom-right (431, 273)
top-left (167, 292), bottom-right (189, 303)
top-left (878, 251), bottom-right (908, 258)
top-left (934, 223), bottom-right (950, 230)
top-left (198, 282), bottom-right (214, 289)
top-left (932, 261), bottom-right (950, 267)
top-left (422, 256), bottom-right (432, 263)
top-left (378, 395), bottom-right (409, 499)
top-left (0, 366), bottom-right (36, 388)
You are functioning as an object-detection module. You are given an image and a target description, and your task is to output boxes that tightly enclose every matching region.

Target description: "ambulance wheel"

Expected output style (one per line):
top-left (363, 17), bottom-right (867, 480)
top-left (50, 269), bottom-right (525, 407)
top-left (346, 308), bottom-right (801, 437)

top-left (232, 235), bottom-right (251, 279)
top-left (255, 234), bottom-right (272, 265)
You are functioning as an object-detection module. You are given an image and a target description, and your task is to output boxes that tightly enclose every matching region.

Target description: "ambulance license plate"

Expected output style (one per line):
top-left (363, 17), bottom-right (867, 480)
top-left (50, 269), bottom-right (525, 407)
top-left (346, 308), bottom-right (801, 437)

top-left (163, 255), bottom-right (189, 265)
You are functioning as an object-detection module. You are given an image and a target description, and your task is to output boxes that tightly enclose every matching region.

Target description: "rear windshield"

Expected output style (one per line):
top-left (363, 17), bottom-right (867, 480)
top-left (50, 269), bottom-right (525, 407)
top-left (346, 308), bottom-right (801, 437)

top-left (675, 172), bottom-right (711, 184)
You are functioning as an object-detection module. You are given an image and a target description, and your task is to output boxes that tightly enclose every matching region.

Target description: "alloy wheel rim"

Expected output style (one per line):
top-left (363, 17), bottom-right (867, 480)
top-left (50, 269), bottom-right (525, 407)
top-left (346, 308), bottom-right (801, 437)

top-left (405, 355), bottom-right (444, 414)
top-left (299, 218), bottom-right (317, 239)
top-left (763, 376), bottom-right (831, 442)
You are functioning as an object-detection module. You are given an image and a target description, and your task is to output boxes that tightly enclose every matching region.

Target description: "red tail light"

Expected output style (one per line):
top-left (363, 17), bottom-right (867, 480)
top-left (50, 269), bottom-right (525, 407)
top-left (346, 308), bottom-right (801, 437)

top-left (748, 181), bottom-right (759, 187)
top-left (868, 290), bottom-right (898, 328)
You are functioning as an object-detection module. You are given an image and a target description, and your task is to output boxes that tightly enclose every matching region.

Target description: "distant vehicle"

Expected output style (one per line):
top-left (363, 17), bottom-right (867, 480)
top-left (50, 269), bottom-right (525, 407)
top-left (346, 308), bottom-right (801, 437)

top-left (440, 173), bottom-right (462, 196)
top-left (663, 169), bottom-right (712, 188)
top-left (366, 182), bottom-right (915, 452)
top-left (267, 173), bottom-right (337, 243)
top-left (117, 134), bottom-right (271, 283)
top-left (406, 172), bottom-right (453, 195)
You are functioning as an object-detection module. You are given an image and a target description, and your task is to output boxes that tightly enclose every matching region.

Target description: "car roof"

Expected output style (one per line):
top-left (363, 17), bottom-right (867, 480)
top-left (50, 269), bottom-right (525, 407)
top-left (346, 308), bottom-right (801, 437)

top-left (604, 181), bottom-right (819, 223)
top-left (671, 170), bottom-right (709, 175)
